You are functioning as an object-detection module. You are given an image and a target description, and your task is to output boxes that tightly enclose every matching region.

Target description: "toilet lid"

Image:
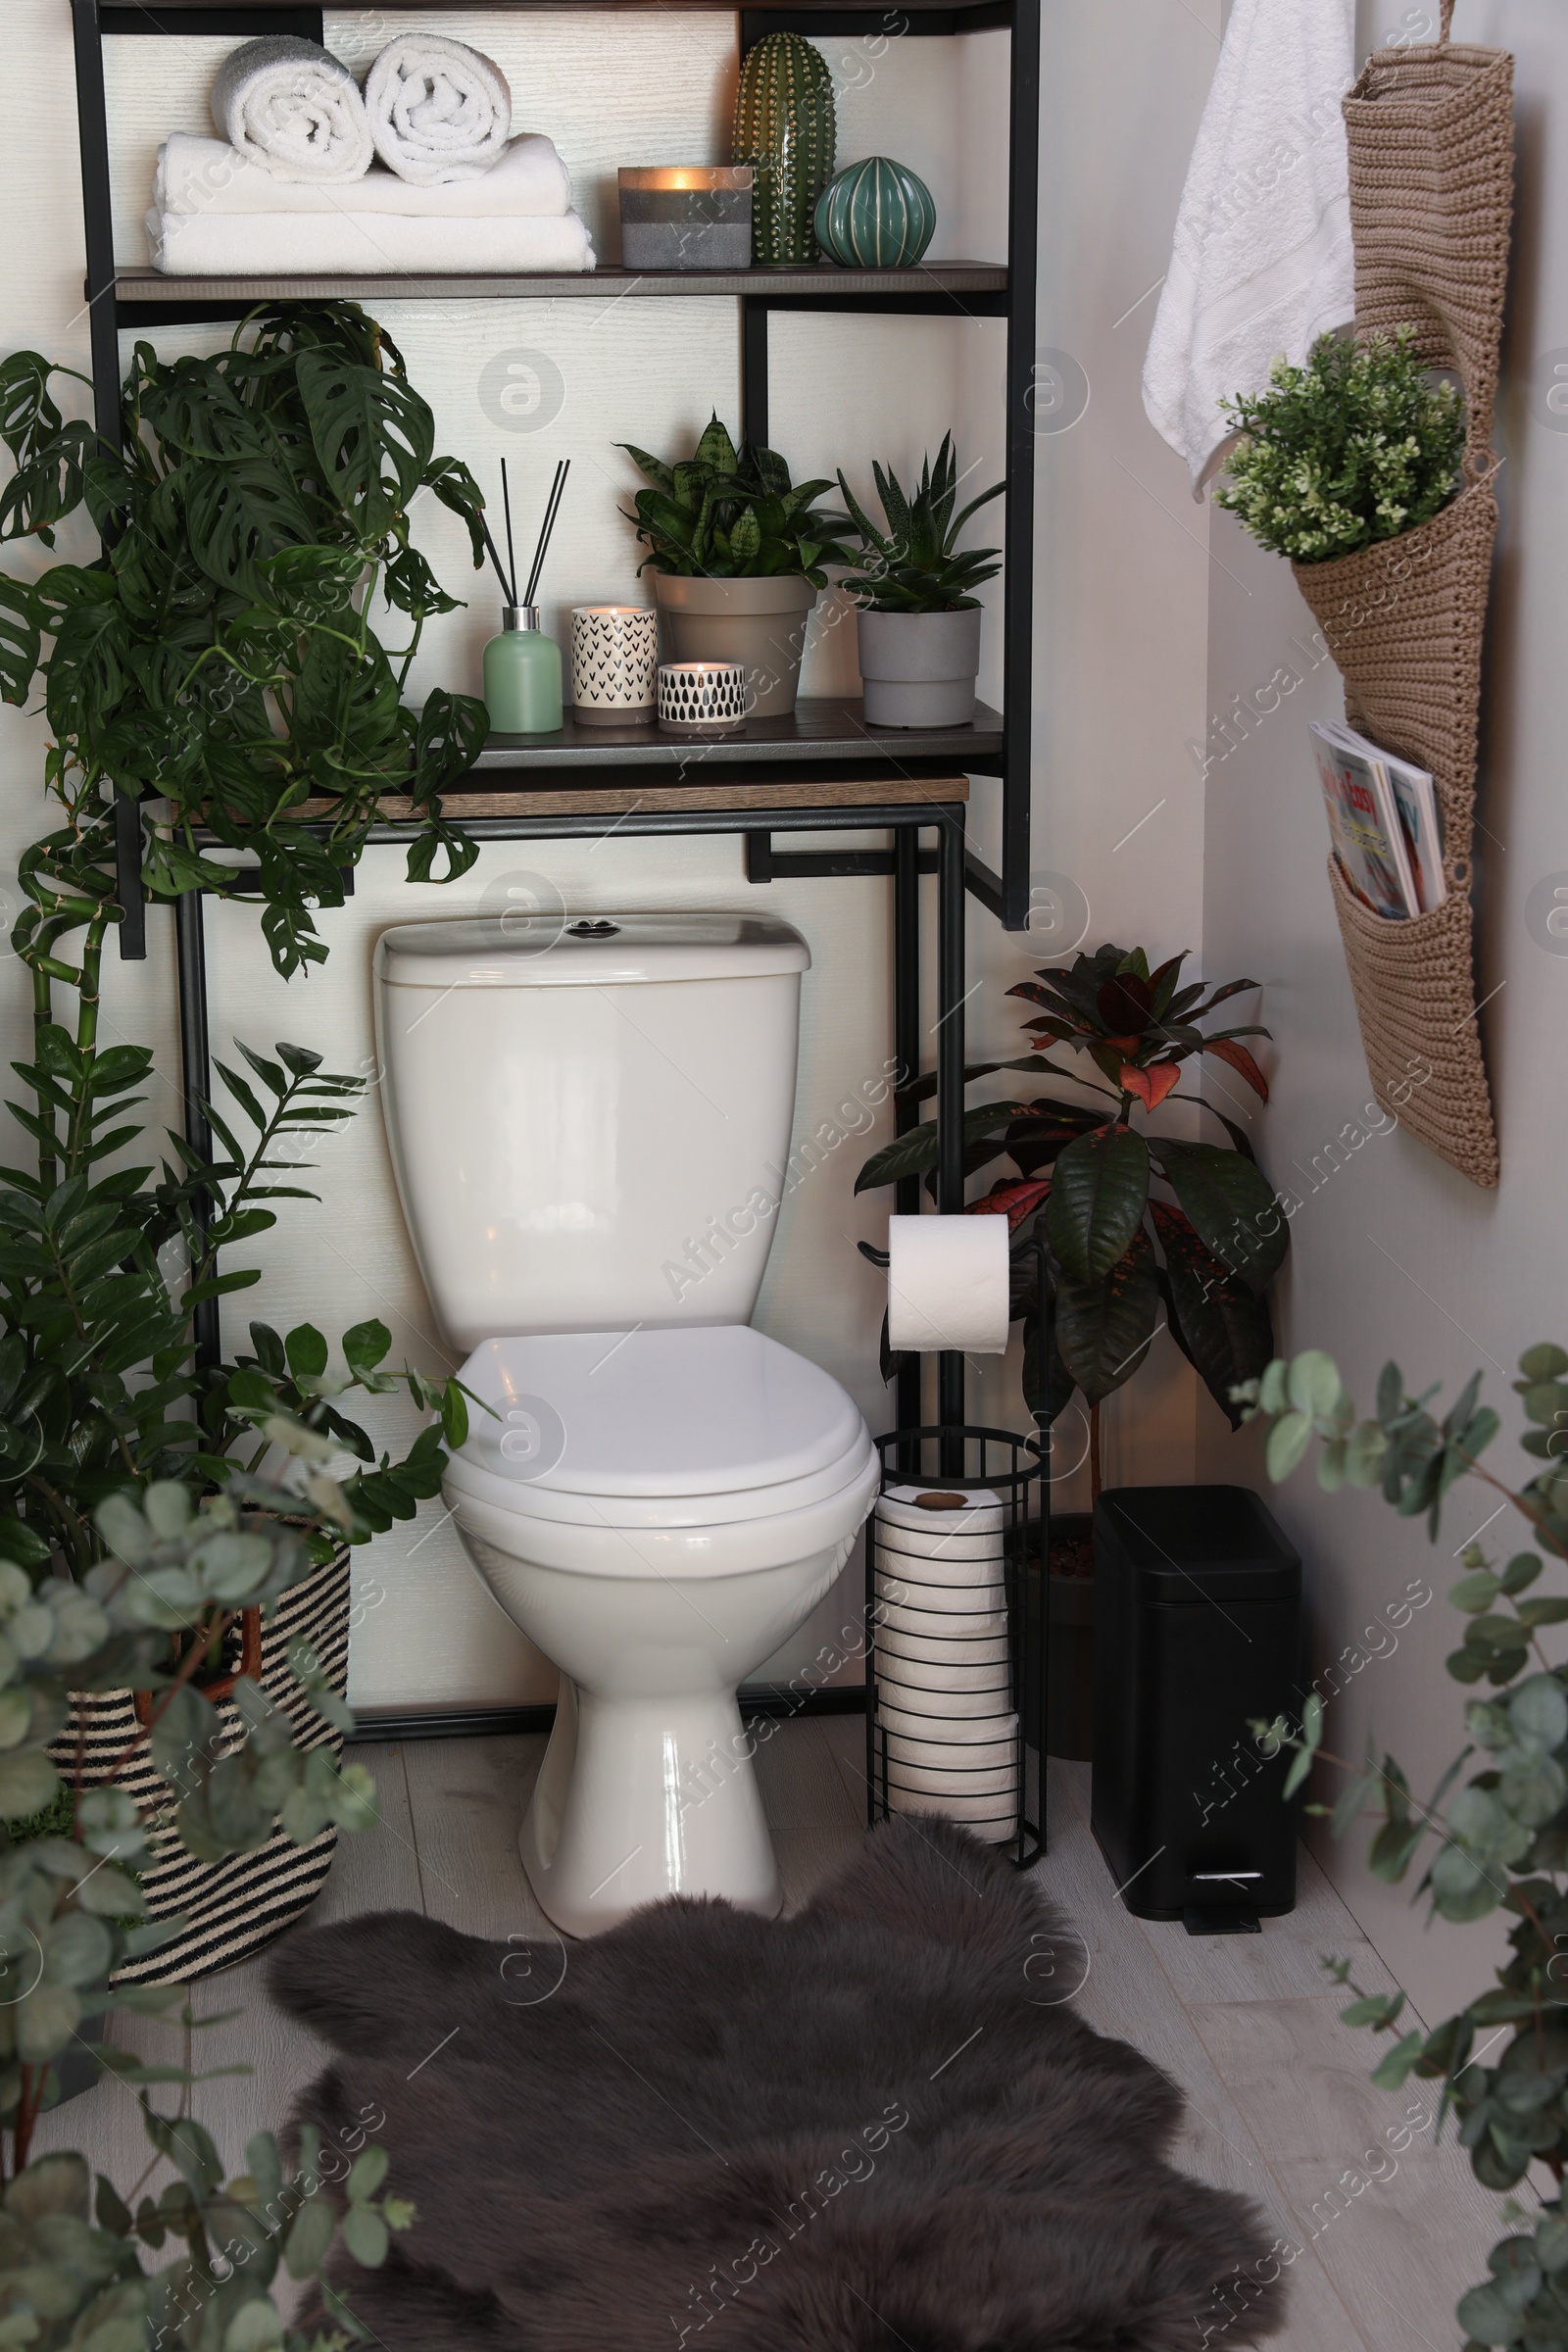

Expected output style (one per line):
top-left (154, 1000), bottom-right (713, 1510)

top-left (447, 1326), bottom-right (869, 1521)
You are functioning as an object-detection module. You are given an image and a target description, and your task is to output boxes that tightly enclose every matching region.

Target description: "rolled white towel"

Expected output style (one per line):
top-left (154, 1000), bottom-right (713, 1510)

top-left (145, 207), bottom-right (595, 278)
top-left (211, 35), bottom-right (372, 185)
top-left (367, 34), bottom-right (512, 186)
top-left (157, 132), bottom-right (571, 220)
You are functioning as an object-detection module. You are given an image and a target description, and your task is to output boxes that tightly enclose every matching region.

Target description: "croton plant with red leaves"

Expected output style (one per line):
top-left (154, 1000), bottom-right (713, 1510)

top-left (856, 943), bottom-right (1289, 1427)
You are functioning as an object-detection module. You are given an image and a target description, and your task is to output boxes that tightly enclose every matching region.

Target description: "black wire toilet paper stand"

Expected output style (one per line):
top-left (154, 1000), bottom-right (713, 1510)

top-left (864, 1423), bottom-right (1047, 1870)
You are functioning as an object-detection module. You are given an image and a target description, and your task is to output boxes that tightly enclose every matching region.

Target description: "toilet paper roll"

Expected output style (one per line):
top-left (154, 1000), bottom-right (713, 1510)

top-left (880, 1696), bottom-right (1017, 1741)
top-left (880, 1485), bottom-right (1006, 1533)
top-left (877, 1661), bottom-right (1012, 1701)
top-left (875, 1677), bottom-right (1011, 1721)
top-left (873, 1521), bottom-right (1006, 1563)
top-left (888, 1756), bottom-right (1018, 1796)
top-left (886, 1216), bottom-right (1010, 1355)
top-left (876, 1625), bottom-right (1011, 1668)
top-left (879, 1601), bottom-right (1010, 1642)
top-left (887, 1726), bottom-right (1018, 1772)
top-left (879, 1580), bottom-right (1010, 1618)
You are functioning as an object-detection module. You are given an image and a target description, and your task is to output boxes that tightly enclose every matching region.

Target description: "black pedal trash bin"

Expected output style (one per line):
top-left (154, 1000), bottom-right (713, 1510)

top-left (1091, 1486), bottom-right (1302, 1926)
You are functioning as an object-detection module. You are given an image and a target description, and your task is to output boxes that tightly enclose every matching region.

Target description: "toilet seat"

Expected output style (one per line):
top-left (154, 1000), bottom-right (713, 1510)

top-left (445, 1324), bottom-right (877, 1540)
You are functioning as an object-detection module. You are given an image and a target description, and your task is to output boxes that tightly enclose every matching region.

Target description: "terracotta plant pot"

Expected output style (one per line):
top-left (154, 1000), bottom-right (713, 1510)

top-left (856, 606), bottom-right (982, 728)
top-left (652, 573), bottom-right (818, 718)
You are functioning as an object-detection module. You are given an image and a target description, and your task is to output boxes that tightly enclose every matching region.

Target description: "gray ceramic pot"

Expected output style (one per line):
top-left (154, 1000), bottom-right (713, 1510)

top-left (856, 606), bottom-right (983, 728)
top-left (653, 574), bottom-right (818, 718)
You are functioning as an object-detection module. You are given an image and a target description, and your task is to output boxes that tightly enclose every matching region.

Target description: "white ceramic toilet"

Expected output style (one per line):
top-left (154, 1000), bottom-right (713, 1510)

top-left (373, 912), bottom-right (878, 1936)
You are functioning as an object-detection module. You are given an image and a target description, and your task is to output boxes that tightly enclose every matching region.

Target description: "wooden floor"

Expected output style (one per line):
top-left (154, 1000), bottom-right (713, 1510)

top-left (40, 1719), bottom-right (1495, 2347)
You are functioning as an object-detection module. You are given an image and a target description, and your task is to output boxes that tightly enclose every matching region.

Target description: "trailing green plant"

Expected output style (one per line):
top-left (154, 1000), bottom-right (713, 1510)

top-left (0, 302), bottom-right (491, 981)
top-left (857, 944), bottom-right (1286, 1473)
top-left (835, 433), bottom-right (1004, 612)
top-left (1244, 1342), bottom-right (1568, 2352)
top-left (0, 1459), bottom-right (415, 2348)
top-left (1213, 327), bottom-right (1466, 564)
top-left (619, 413), bottom-right (852, 584)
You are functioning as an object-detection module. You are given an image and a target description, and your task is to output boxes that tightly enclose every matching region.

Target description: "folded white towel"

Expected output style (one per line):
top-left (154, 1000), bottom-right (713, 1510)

top-left (157, 132), bottom-right (571, 220)
top-left (1142, 0), bottom-right (1356, 493)
top-left (366, 34), bottom-right (512, 186)
top-left (210, 34), bottom-right (373, 185)
top-left (145, 206), bottom-right (595, 276)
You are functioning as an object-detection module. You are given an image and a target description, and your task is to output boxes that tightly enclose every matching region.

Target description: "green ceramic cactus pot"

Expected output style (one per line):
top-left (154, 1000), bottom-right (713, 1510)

top-left (732, 32), bottom-right (837, 266)
top-left (814, 156), bottom-right (936, 269)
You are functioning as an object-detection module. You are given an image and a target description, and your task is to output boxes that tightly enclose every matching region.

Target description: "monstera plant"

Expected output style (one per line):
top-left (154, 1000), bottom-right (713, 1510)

top-left (1246, 1343), bottom-right (1568, 2352)
top-left (858, 944), bottom-right (1288, 1486)
top-left (0, 302), bottom-right (490, 980)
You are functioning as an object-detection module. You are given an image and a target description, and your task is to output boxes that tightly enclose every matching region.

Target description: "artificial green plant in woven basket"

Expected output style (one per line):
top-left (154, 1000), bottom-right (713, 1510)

top-left (732, 31), bottom-right (836, 265)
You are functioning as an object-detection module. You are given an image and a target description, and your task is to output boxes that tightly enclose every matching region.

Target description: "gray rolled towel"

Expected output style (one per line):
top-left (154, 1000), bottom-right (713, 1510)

top-left (210, 35), bottom-right (373, 184)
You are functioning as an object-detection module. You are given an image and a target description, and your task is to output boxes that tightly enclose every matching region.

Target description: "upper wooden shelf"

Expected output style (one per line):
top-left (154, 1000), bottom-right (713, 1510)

top-left (109, 0), bottom-right (1005, 16)
top-left (114, 262), bottom-right (1007, 307)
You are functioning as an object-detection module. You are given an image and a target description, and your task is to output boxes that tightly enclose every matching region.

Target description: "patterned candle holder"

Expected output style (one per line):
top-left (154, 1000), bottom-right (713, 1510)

top-left (658, 660), bottom-right (747, 735)
top-left (570, 605), bottom-right (659, 726)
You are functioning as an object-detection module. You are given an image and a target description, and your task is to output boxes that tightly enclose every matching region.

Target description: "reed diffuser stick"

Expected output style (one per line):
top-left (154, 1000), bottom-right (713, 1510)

top-left (523, 459), bottom-right (570, 610)
top-left (479, 511), bottom-right (514, 603)
top-left (501, 459), bottom-right (518, 607)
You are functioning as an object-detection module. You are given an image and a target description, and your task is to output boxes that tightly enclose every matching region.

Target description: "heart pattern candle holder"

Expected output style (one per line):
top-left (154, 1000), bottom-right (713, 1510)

top-left (571, 606), bottom-right (658, 725)
top-left (658, 660), bottom-right (747, 735)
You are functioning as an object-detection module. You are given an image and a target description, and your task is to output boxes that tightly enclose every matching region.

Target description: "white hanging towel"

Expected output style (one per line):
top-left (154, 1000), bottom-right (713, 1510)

top-left (1142, 0), bottom-right (1356, 496)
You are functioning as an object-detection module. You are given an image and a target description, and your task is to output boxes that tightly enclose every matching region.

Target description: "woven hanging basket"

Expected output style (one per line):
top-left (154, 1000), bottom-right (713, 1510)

top-left (1292, 0), bottom-right (1511, 1189)
top-left (49, 1546), bottom-right (352, 1984)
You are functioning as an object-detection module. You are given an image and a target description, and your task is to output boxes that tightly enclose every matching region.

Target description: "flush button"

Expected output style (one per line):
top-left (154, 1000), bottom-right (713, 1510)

top-left (566, 919), bottom-right (620, 937)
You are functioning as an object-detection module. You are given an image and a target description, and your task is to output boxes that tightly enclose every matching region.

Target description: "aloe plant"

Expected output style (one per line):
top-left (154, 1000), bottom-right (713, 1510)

top-left (836, 433), bottom-right (1004, 612)
top-left (619, 414), bottom-right (852, 584)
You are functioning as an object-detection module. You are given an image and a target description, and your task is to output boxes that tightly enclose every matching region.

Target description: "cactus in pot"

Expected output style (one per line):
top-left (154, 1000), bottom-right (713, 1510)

top-left (732, 32), bottom-right (837, 266)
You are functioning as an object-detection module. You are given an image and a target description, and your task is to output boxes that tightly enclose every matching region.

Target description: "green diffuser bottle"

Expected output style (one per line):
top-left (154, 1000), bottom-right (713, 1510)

top-left (483, 606), bottom-right (563, 734)
top-left (481, 456), bottom-right (568, 736)
top-left (732, 31), bottom-right (836, 266)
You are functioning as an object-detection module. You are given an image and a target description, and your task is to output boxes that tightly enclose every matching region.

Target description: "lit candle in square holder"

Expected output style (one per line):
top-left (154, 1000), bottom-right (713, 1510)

top-left (617, 167), bottom-right (754, 270)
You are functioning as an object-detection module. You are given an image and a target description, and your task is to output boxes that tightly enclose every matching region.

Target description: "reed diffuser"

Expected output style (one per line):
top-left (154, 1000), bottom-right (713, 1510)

top-left (481, 459), bottom-right (569, 735)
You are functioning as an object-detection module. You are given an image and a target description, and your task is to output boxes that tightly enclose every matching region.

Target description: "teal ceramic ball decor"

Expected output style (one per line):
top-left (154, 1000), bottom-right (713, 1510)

top-left (813, 156), bottom-right (936, 268)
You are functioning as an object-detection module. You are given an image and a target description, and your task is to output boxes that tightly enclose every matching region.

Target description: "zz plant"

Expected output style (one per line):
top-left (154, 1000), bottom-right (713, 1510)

top-left (858, 944), bottom-right (1287, 1469)
top-left (1246, 1344), bottom-right (1568, 2352)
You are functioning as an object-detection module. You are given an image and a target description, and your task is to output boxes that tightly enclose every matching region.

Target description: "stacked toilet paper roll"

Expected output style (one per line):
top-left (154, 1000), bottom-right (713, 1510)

top-left (873, 1484), bottom-right (1017, 1842)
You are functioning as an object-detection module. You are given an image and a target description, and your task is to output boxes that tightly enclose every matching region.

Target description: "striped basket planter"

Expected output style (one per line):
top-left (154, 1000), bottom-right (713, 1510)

top-left (48, 1546), bottom-right (352, 1984)
top-left (813, 157), bottom-right (936, 269)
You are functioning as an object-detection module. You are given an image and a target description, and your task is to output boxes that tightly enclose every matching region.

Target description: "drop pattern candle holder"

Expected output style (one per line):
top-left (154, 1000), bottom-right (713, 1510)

top-left (658, 661), bottom-right (747, 734)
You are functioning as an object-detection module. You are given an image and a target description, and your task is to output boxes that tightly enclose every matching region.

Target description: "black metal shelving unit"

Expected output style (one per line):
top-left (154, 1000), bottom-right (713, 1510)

top-left (66, 0), bottom-right (1040, 1723)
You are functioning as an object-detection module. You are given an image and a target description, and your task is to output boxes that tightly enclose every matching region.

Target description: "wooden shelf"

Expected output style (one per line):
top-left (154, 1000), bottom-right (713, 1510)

top-left (109, 0), bottom-right (1004, 17)
top-left (114, 262), bottom-right (1007, 309)
top-left (472, 697), bottom-right (1004, 773)
top-left (338, 774), bottom-right (970, 823)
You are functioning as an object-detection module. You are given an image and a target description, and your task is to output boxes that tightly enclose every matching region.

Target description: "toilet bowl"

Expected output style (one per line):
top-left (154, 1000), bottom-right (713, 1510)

top-left (373, 911), bottom-right (877, 1937)
top-left (443, 1325), bottom-right (876, 1934)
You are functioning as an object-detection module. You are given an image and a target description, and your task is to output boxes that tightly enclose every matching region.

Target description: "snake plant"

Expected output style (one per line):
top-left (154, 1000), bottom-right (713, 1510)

top-left (619, 414), bottom-right (852, 584)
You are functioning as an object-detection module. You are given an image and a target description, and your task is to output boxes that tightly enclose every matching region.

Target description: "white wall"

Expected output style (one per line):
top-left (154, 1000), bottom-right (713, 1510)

top-left (4, 0), bottom-right (1215, 1709)
top-left (1198, 0), bottom-right (1566, 2022)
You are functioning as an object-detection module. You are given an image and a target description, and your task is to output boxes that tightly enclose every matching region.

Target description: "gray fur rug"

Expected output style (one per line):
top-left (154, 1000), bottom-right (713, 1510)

top-left (272, 1816), bottom-right (1286, 2349)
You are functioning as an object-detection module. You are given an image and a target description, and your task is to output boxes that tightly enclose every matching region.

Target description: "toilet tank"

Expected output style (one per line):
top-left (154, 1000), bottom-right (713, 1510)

top-left (373, 913), bottom-right (811, 1349)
